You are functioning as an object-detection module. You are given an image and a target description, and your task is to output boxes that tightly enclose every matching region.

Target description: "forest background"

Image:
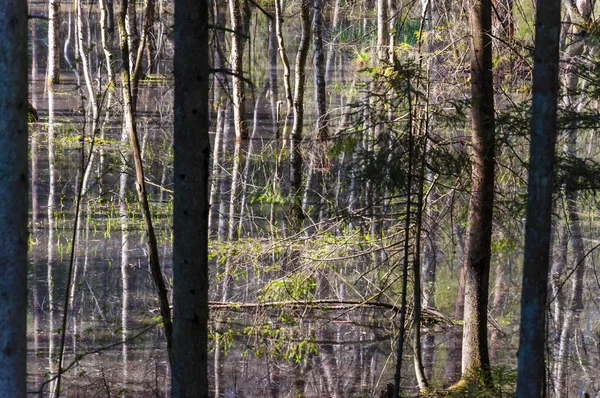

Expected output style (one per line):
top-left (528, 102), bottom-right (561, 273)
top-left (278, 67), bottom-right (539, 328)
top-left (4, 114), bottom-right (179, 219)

top-left (0, 0), bottom-right (597, 396)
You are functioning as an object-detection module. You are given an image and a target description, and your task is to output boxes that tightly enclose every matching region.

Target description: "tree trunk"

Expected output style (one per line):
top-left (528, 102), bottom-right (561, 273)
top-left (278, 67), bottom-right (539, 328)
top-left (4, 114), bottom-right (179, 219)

top-left (490, 255), bottom-right (510, 358)
top-left (552, 3), bottom-right (591, 395)
top-left (118, 0), bottom-right (173, 362)
top-left (0, 1), bottom-right (27, 395)
top-left (555, 196), bottom-right (586, 398)
top-left (274, 0), bottom-right (293, 192)
top-left (171, 0), bottom-right (210, 394)
top-left (46, 63), bottom-right (58, 398)
top-left (422, 187), bottom-right (439, 309)
top-left (413, 133), bottom-right (430, 393)
top-left (48, 0), bottom-right (61, 85)
top-left (126, 0), bottom-right (139, 73)
top-left (229, 0), bottom-right (249, 141)
top-left (377, 0), bottom-right (388, 61)
top-left (459, 0), bottom-right (495, 384)
top-left (119, 143), bottom-right (130, 392)
top-left (313, 0), bottom-right (328, 141)
top-left (268, 18), bottom-right (278, 136)
top-left (550, 222), bottom-right (568, 333)
top-left (208, 0), bottom-right (228, 236)
top-left (290, 0), bottom-right (311, 231)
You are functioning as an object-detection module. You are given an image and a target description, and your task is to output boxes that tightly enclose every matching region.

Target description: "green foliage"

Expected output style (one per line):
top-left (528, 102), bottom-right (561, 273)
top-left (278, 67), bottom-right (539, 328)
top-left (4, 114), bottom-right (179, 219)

top-left (259, 273), bottom-right (316, 302)
top-left (439, 366), bottom-right (517, 397)
top-left (243, 323), bottom-right (318, 364)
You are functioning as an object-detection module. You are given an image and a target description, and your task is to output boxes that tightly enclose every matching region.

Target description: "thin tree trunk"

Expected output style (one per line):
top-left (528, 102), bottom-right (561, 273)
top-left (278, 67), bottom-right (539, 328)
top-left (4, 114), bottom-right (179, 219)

top-left (229, 0), bottom-right (249, 141)
top-left (377, 0), bottom-right (388, 61)
top-left (117, 0), bottom-right (173, 362)
top-left (555, 198), bottom-right (586, 398)
top-left (46, 69), bottom-right (58, 398)
top-left (48, 0), bottom-right (61, 85)
top-left (550, 222), bottom-right (568, 335)
top-left (325, 0), bottom-right (341, 79)
top-left (290, 0), bottom-right (311, 231)
top-left (76, 0), bottom-right (99, 127)
top-left (553, 4), bottom-right (591, 395)
top-left (274, 0), bottom-right (293, 191)
top-left (393, 84), bottom-right (415, 398)
top-left (313, 0), bottom-right (328, 141)
top-left (490, 255), bottom-right (510, 360)
top-left (238, 82), bottom-right (269, 235)
top-left (268, 18), bottom-right (278, 135)
top-left (422, 186), bottom-right (438, 309)
top-left (208, 0), bottom-right (228, 235)
top-left (126, 0), bottom-right (139, 73)
top-left (119, 157), bottom-right (130, 393)
top-left (413, 127), bottom-right (430, 392)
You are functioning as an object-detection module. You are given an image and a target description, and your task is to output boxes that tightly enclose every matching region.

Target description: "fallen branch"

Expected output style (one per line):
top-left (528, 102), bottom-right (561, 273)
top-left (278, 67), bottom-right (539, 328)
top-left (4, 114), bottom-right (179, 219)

top-left (207, 299), bottom-right (454, 325)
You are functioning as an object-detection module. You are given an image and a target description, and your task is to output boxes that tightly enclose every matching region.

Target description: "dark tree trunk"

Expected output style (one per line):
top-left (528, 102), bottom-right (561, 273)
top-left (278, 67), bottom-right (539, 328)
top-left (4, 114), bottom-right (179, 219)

top-left (171, 0), bottom-right (210, 395)
top-left (290, 0), bottom-right (311, 230)
top-left (514, 0), bottom-right (560, 393)
top-left (0, 0), bottom-right (28, 395)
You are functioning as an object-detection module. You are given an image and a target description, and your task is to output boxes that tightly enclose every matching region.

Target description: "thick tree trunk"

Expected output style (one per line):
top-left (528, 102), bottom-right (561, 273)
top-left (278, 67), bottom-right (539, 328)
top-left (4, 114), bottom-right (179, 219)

top-left (171, 0), bottom-right (210, 395)
top-left (0, 1), bottom-right (28, 395)
top-left (459, 0), bottom-right (495, 384)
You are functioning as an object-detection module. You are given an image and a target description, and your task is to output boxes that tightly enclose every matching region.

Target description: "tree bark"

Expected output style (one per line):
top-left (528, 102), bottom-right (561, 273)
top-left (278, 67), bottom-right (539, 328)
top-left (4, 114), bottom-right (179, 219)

top-left (313, 0), bottom-right (328, 141)
top-left (171, 0), bottom-right (210, 395)
top-left (0, 1), bottom-right (27, 395)
top-left (274, 0), bottom-right (293, 192)
top-left (48, 0), bottom-right (61, 85)
top-left (459, 0), bottom-right (495, 384)
top-left (290, 0), bottom-right (311, 231)
top-left (229, 0), bottom-right (250, 141)
top-left (377, 0), bottom-right (388, 61)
